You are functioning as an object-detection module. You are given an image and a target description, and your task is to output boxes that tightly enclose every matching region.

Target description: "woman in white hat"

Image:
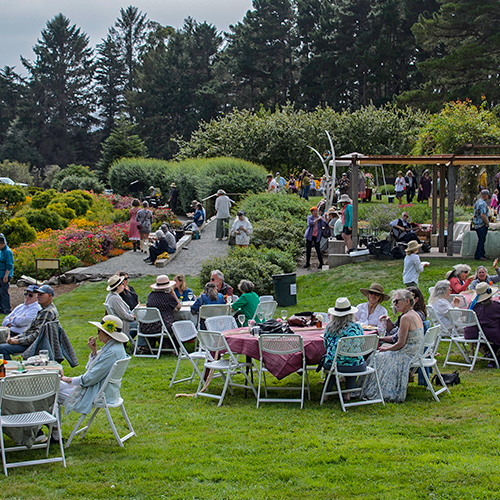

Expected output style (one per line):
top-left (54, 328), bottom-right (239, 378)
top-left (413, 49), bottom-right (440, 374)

top-left (105, 275), bottom-right (137, 343)
top-left (323, 298), bottom-right (366, 401)
top-left (403, 240), bottom-right (429, 287)
top-left (362, 289), bottom-right (423, 403)
top-left (136, 275), bottom-right (180, 355)
top-left (355, 283), bottom-right (389, 328)
top-left (58, 315), bottom-right (129, 427)
top-left (464, 282), bottom-right (500, 364)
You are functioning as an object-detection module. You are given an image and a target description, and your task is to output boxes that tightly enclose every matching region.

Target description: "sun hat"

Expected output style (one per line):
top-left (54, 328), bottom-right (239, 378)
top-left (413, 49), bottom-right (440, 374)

top-left (88, 315), bottom-right (128, 343)
top-left (405, 240), bottom-right (422, 254)
top-left (151, 274), bottom-right (176, 290)
top-left (107, 275), bottom-right (125, 292)
top-left (328, 297), bottom-right (358, 317)
top-left (359, 283), bottom-right (390, 302)
top-left (171, 182), bottom-right (176, 187)
top-left (471, 282), bottom-right (498, 303)
top-left (338, 194), bottom-right (352, 203)
top-left (36, 285), bottom-right (54, 296)
top-left (217, 189), bottom-right (226, 195)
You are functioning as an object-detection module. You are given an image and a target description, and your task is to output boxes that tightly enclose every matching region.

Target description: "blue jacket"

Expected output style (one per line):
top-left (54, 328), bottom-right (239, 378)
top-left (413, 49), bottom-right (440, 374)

top-left (0, 238), bottom-right (14, 278)
top-left (304, 214), bottom-right (323, 243)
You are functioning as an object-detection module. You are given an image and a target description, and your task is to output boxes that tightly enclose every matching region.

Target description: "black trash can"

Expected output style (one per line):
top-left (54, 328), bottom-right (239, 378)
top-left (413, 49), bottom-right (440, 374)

top-left (272, 273), bottom-right (297, 307)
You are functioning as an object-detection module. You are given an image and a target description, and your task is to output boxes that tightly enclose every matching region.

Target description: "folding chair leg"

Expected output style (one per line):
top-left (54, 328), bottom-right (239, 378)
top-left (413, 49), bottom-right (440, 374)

top-left (119, 404), bottom-right (136, 444)
top-left (104, 407), bottom-right (124, 447)
top-left (65, 413), bottom-right (87, 449)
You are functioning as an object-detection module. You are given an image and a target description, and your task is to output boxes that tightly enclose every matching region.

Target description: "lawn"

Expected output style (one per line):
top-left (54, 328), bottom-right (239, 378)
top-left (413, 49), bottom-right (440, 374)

top-left (1, 257), bottom-right (499, 499)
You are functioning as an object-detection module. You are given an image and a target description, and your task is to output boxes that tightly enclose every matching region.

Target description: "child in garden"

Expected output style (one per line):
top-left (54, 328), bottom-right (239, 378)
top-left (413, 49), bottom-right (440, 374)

top-left (490, 189), bottom-right (499, 210)
top-left (402, 240), bottom-right (430, 287)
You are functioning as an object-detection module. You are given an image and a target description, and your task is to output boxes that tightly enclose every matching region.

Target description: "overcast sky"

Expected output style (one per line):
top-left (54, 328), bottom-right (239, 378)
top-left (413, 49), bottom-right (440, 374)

top-left (0, 0), bottom-right (253, 73)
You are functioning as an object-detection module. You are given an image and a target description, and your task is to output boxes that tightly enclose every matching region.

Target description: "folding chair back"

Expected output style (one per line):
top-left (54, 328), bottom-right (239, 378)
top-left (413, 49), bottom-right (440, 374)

top-left (256, 334), bottom-right (310, 409)
top-left (449, 294), bottom-right (467, 308)
top-left (199, 304), bottom-right (232, 329)
top-left (205, 315), bottom-right (238, 333)
top-left (259, 295), bottom-right (274, 303)
top-left (336, 334), bottom-right (379, 358)
top-left (251, 301), bottom-right (277, 322)
top-left (446, 308), bottom-right (499, 370)
top-left (0, 372), bottom-right (66, 475)
top-left (65, 358), bottom-right (135, 448)
top-left (170, 321), bottom-right (205, 387)
top-left (103, 302), bottom-right (136, 348)
top-left (197, 330), bottom-right (229, 360)
top-left (133, 306), bottom-right (177, 358)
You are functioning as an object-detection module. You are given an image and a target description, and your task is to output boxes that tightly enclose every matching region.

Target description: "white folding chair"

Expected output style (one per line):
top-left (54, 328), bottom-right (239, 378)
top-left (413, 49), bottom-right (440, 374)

top-left (133, 306), bottom-right (178, 358)
top-left (198, 304), bottom-right (232, 330)
top-left (259, 295), bottom-right (274, 303)
top-left (256, 334), bottom-right (310, 409)
top-left (251, 301), bottom-right (277, 322)
top-left (0, 372), bottom-right (66, 476)
top-left (170, 321), bottom-right (205, 387)
top-left (205, 315), bottom-right (238, 333)
top-left (446, 308), bottom-right (499, 371)
top-left (449, 294), bottom-right (468, 308)
top-left (195, 331), bottom-right (256, 406)
top-left (320, 334), bottom-right (384, 411)
top-left (103, 301), bottom-right (136, 349)
top-left (409, 326), bottom-right (450, 402)
top-left (65, 358), bottom-right (135, 448)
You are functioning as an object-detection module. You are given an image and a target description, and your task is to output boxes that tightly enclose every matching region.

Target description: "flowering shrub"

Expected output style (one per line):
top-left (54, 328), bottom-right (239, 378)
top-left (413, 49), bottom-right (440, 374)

top-left (104, 194), bottom-right (136, 210)
top-left (151, 207), bottom-right (182, 228)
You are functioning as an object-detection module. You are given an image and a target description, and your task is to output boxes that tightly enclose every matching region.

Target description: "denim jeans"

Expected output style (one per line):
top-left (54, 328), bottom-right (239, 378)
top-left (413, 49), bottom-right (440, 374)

top-left (0, 342), bottom-right (26, 360)
top-left (475, 225), bottom-right (488, 260)
top-left (0, 279), bottom-right (11, 314)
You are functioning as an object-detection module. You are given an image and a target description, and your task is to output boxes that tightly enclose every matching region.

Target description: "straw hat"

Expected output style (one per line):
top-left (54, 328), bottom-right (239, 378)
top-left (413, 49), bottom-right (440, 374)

top-left (171, 182), bottom-right (176, 187)
top-left (338, 194), bottom-right (352, 204)
top-left (328, 297), bottom-right (358, 317)
top-left (107, 275), bottom-right (125, 291)
top-left (88, 315), bottom-right (128, 343)
top-left (359, 283), bottom-right (390, 302)
top-left (405, 240), bottom-right (422, 254)
top-left (151, 275), bottom-right (176, 291)
top-left (471, 282), bottom-right (498, 303)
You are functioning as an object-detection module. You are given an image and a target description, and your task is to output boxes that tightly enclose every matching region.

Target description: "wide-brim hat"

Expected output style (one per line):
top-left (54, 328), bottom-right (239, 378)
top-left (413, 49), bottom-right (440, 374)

top-left (338, 194), bottom-right (352, 204)
top-left (406, 240), bottom-right (422, 253)
top-left (107, 275), bottom-right (125, 291)
top-left (171, 183), bottom-right (176, 187)
top-left (151, 274), bottom-right (176, 290)
top-left (471, 282), bottom-right (498, 303)
top-left (359, 283), bottom-right (390, 302)
top-left (328, 297), bottom-right (358, 317)
top-left (88, 315), bottom-right (128, 343)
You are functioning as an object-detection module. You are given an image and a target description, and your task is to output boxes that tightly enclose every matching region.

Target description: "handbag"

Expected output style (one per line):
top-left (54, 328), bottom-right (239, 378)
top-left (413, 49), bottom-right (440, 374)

top-left (137, 224), bottom-right (142, 230)
top-left (432, 371), bottom-right (460, 386)
top-left (258, 319), bottom-right (294, 334)
top-left (228, 234), bottom-right (236, 246)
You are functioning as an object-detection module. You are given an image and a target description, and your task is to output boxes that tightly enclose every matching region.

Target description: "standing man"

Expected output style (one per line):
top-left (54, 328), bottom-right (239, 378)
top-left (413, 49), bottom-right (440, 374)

top-left (168, 183), bottom-right (179, 213)
top-left (0, 233), bottom-right (13, 314)
top-left (215, 189), bottom-right (233, 240)
top-left (0, 285), bottom-right (58, 359)
top-left (405, 170), bottom-right (417, 204)
top-left (2, 284), bottom-right (41, 336)
top-left (474, 189), bottom-right (490, 261)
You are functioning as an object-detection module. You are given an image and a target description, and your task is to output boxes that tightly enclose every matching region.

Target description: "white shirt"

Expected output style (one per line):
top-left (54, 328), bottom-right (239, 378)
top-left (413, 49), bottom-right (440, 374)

top-left (355, 302), bottom-right (388, 328)
top-left (231, 217), bottom-right (253, 245)
top-left (334, 218), bottom-right (343, 236)
top-left (268, 179), bottom-right (279, 193)
top-left (403, 252), bottom-right (424, 285)
top-left (430, 299), bottom-right (452, 331)
top-left (215, 195), bottom-right (232, 219)
top-left (2, 301), bottom-right (41, 335)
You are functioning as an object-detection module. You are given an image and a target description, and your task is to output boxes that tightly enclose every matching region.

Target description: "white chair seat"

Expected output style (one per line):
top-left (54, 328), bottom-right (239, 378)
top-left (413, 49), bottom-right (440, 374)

top-left (1, 411), bottom-right (56, 427)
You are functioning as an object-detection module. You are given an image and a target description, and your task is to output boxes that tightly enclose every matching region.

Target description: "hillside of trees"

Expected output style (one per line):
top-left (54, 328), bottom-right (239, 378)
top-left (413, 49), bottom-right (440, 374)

top-left (1, 0), bottom-right (499, 179)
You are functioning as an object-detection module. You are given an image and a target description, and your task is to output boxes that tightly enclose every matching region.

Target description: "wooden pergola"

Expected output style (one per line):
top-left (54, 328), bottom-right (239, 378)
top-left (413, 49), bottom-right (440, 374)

top-left (346, 155), bottom-right (500, 256)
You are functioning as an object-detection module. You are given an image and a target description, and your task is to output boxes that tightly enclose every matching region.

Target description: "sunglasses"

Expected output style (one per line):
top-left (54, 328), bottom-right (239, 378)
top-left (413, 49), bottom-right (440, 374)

top-left (24, 292), bottom-right (34, 297)
top-left (393, 298), bottom-right (404, 304)
top-left (210, 278), bottom-right (217, 281)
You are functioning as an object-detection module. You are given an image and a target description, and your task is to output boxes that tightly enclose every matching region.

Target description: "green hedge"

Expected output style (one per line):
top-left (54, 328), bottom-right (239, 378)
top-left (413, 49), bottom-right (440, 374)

top-left (2, 217), bottom-right (37, 247)
top-left (109, 157), bottom-right (268, 213)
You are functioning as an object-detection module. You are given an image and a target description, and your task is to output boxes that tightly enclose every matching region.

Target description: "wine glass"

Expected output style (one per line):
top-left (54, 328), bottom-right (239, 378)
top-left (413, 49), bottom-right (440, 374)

top-left (281, 310), bottom-right (288, 322)
top-left (39, 350), bottom-right (49, 365)
top-left (257, 311), bottom-right (265, 323)
top-left (187, 291), bottom-right (194, 302)
top-left (226, 295), bottom-right (233, 306)
top-left (238, 314), bottom-right (246, 328)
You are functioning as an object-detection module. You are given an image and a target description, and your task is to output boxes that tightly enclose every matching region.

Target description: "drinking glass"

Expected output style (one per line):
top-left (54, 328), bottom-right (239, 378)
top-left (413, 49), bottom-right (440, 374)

top-left (187, 291), bottom-right (194, 302)
top-left (238, 314), bottom-right (246, 328)
top-left (281, 310), bottom-right (288, 321)
top-left (39, 349), bottom-right (49, 364)
top-left (226, 295), bottom-right (233, 305)
top-left (257, 311), bottom-right (265, 323)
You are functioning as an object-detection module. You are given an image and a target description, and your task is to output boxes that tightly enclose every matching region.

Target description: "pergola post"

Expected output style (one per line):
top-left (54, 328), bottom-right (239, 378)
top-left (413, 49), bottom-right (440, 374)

top-left (447, 163), bottom-right (456, 256)
top-left (439, 164), bottom-right (446, 253)
top-left (351, 158), bottom-right (359, 251)
top-left (432, 166), bottom-right (438, 235)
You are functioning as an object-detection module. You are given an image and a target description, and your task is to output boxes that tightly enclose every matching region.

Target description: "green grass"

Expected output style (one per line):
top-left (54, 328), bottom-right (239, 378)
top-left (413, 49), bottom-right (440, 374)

top-left (1, 260), bottom-right (499, 499)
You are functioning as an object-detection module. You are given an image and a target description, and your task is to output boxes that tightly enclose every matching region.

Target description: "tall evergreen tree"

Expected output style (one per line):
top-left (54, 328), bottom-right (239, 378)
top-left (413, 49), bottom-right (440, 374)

top-left (21, 13), bottom-right (96, 166)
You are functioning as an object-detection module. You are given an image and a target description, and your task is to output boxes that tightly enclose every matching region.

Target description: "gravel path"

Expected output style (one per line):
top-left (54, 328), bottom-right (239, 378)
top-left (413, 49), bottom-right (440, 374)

top-left (71, 218), bottom-right (231, 279)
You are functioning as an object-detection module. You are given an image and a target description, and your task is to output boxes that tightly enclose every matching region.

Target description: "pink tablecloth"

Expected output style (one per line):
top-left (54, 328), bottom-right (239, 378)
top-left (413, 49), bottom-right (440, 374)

top-left (224, 327), bottom-right (325, 380)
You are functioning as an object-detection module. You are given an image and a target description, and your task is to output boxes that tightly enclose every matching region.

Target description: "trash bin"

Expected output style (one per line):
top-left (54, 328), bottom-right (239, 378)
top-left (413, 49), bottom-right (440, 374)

top-left (272, 273), bottom-right (297, 307)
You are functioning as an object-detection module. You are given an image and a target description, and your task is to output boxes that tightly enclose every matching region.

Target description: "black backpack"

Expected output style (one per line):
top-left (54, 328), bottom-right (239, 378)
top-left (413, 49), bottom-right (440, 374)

top-left (390, 244), bottom-right (406, 260)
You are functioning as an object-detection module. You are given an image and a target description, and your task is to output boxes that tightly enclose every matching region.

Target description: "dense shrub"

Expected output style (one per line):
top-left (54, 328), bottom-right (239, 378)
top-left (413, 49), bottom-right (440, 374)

top-left (78, 177), bottom-right (105, 193)
top-left (24, 208), bottom-right (68, 231)
top-left (47, 202), bottom-right (77, 221)
top-left (51, 164), bottom-right (97, 191)
top-left (59, 175), bottom-right (82, 192)
top-left (251, 219), bottom-right (305, 258)
top-left (2, 216), bottom-right (37, 247)
top-left (52, 190), bottom-right (93, 217)
top-left (0, 160), bottom-right (33, 185)
top-left (0, 185), bottom-right (26, 206)
top-left (199, 246), bottom-right (293, 295)
top-left (31, 189), bottom-right (58, 209)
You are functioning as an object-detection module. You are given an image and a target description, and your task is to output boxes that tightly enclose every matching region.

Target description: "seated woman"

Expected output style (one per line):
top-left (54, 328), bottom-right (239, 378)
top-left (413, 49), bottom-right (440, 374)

top-left (173, 274), bottom-right (195, 302)
top-left (105, 275), bottom-right (137, 343)
top-left (231, 280), bottom-right (259, 326)
top-left (428, 280), bottom-right (461, 332)
top-left (117, 271), bottom-right (139, 310)
top-left (323, 298), bottom-right (366, 401)
top-left (468, 259), bottom-right (500, 290)
top-left (355, 282), bottom-right (389, 328)
top-left (56, 314), bottom-right (129, 441)
top-left (185, 203), bottom-right (205, 232)
top-left (144, 230), bottom-right (170, 264)
top-left (447, 264), bottom-right (473, 293)
top-left (362, 289), bottom-right (424, 403)
top-left (190, 282), bottom-right (226, 315)
top-left (464, 282), bottom-right (500, 363)
top-left (137, 275), bottom-right (181, 355)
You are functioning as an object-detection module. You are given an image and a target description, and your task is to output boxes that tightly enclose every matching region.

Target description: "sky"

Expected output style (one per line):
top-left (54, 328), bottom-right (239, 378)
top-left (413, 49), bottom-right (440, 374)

top-left (0, 0), bottom-right (253, 73)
